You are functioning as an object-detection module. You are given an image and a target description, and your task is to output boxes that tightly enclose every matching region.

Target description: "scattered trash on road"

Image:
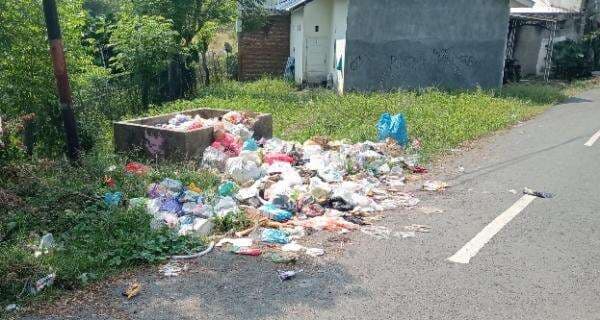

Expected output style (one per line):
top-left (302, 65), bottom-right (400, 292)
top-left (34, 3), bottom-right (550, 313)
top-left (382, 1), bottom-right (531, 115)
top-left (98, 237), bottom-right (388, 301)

top-left (417, 206), bottom-right (444, 214)
top-left (423, 180), bottom-right (448, 192)
top-left (277, 269), bottom-right (303, 281)
top-left (403, 224), bottom-right (431, 233)
top-left (4, 304), bottom-right (19, 312)
top-left (122, 282), bottom-right (142, 300)
top-left (395, 231), bottom-right (416, 239)
top-left (29, 273), bottom-right (56, 294)
top-left (305, 248), bottom-right (325, 257)
top-left (361, 226), bottom-right (391, 240)
top-left (160, 262), bottom-right (188, 277)
top-left (523, 187), bottom-right (554, 199)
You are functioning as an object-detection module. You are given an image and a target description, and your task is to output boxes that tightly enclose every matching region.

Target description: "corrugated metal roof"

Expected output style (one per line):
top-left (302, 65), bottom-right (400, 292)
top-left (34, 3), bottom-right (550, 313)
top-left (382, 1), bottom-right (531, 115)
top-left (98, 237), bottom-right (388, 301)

top-left (511, 0), bottom-right (580, 14)
top-left (275, 0), bottom-right (313, 11)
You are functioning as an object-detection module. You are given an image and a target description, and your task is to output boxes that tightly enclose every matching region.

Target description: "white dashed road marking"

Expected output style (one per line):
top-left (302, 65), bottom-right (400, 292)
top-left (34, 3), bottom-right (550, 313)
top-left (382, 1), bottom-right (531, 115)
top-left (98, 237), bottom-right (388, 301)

top-left (447, 195), bottom-right (537, 264)
top-left (584, 129), bottom-right (600, 147)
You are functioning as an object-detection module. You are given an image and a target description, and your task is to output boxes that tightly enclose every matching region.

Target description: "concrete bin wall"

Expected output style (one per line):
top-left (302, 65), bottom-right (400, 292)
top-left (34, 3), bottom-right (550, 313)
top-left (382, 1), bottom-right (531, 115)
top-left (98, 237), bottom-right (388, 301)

top-left (114, 109), bottom-right (273, 161)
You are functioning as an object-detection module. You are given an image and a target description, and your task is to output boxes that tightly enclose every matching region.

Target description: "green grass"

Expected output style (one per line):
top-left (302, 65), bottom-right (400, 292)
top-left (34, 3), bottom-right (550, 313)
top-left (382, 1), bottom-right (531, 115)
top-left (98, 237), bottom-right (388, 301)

top-left (0, 152), bottom-right (220, 310)
top-left (157, 78), bottom-right (589, 159)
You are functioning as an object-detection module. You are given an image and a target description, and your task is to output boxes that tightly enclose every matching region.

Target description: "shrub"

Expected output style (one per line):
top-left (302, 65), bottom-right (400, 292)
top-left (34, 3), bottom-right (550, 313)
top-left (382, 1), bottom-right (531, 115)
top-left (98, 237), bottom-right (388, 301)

top-left (552, 40), bottom-right (592, 80)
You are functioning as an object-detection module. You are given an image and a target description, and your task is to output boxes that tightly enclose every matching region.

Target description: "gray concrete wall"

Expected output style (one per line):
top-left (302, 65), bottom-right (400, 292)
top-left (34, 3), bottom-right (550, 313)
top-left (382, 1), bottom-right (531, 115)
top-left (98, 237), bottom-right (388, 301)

top-left (344, 0), bottom-right (510, 91)
top-left (514, 25), bottom-right (546, 75)
top-left (514, 18), bottom-right (583, 76)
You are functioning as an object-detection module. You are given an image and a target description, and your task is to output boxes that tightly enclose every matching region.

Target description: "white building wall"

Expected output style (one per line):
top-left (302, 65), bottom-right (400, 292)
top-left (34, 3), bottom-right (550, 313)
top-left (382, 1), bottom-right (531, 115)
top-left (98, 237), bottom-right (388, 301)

top-left (301, 0), bottom-right (333, 83)
top-left (290, 9), bottom-right (304, 83)
top-left (329, 0), bottom-right (349, 75)
top-left (289, 0), bottom-right (348, 85)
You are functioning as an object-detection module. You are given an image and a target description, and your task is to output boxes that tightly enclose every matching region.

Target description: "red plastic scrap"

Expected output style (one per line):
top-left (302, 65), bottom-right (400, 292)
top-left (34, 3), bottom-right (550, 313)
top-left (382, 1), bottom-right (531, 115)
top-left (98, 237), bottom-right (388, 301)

top-left (265, 153), bottom-right (294, 165)
top-left (125, 162), bottom-right (151, 175)
top-left (411, 165), bottom-right (428, 174)
top-left (104, 176), bottom-right (116, 188)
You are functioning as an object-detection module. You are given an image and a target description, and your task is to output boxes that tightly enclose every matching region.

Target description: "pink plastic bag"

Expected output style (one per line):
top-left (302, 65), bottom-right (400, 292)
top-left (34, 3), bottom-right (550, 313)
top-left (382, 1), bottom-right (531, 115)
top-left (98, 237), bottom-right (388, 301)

top-left (212, 130), bottom-right (241, 157)
top-left (265, 153), bottom-right (294, 165)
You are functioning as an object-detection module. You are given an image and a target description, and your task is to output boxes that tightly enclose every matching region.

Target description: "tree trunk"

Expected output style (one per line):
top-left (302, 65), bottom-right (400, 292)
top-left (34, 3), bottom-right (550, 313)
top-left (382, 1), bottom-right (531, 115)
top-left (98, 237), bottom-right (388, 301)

top-left (201, 49), bottom-right (210, 86)
top-left (141, 80), bottom-right (150, 110)
top-left (168, 56), bottom-right (182, 100)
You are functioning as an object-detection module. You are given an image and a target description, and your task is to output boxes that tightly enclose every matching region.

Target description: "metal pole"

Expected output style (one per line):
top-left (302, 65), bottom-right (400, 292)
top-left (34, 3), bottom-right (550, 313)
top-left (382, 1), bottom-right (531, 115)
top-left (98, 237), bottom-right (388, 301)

top-left (42, 0), bottom-right (81, 161)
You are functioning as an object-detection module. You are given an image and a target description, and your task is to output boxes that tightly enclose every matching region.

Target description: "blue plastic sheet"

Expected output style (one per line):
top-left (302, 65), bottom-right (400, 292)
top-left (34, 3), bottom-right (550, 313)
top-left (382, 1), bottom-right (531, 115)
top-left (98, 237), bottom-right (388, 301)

top-left (261, 229), bottom-right (290, 244)
top-left (260, 203), bottom-right (293, 222)
top-left (376, 113), bottom-right (409, 146)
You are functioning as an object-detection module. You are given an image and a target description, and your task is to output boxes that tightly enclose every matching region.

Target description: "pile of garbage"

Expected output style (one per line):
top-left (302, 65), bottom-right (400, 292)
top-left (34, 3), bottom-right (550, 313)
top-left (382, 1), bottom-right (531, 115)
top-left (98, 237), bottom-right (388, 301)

top-left (155, 111), bottom-right (257, 133)
top-left (134, 111), bottom-right (424, 259)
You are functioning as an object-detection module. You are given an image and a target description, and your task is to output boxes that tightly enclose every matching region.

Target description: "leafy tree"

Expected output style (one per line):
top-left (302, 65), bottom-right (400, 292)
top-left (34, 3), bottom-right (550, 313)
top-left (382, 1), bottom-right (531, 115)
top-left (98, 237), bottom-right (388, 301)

top-left (0, 0), bottom-right (102, 156)
top-left (109, 12), bottom-right (180, 109)
top-left (129, 0), bottom-right (264, 91)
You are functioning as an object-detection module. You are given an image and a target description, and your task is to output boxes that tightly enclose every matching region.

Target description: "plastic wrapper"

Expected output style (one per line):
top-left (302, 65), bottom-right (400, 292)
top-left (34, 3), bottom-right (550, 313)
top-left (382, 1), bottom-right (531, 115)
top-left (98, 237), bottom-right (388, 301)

top-left (213, 196), bottom-right (238, 217)
top-left (225, 157), bottom-right (262, 185)
top-left (201, 146), bottom-right (229, 171)
top-left (160, 178), bottom-right (183, 192)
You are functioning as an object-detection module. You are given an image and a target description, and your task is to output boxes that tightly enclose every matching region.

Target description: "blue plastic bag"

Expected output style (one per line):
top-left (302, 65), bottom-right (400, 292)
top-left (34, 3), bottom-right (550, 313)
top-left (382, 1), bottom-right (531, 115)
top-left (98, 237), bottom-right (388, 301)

top-left (104, 192), bottom-right (123, 207)
top-left (376, 113), bottom-right (409, 146)
top-left (260, 203), bottom-right (293, 222)
top-left (261, 229), bottom-right (290, 244)
top-left (243, 138), bottom-right (258, 151)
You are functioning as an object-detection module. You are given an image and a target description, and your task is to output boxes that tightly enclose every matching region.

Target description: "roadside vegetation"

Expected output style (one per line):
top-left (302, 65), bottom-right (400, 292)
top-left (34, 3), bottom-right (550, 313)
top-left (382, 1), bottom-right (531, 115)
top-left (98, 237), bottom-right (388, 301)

top-left (1, 77), bottom-right (595, 312)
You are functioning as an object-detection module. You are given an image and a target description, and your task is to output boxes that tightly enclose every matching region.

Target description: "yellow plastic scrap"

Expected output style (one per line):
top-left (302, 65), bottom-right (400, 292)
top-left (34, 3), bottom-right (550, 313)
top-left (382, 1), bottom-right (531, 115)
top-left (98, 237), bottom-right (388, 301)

top-left (188, 183), bottom-right (202, 194)
top-left (122, 282), bottom-right (141, 300)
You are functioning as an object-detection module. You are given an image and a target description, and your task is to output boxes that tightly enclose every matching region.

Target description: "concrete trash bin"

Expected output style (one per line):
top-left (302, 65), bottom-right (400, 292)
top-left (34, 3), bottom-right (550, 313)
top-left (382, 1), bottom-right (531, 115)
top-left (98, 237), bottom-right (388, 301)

top-left (114, 108), bottom-right (272, 161)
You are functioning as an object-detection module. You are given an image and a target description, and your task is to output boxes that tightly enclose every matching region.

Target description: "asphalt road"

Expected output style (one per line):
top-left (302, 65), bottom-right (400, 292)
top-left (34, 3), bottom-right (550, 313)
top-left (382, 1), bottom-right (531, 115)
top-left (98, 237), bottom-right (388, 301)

top-left (20, 89), bottom-right (600, 320)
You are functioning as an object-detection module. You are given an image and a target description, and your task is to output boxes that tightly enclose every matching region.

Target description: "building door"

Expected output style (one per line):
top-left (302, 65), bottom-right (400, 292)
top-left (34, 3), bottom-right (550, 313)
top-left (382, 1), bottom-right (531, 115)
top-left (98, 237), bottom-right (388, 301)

top-left (305, 37), bottom-right (329, 83)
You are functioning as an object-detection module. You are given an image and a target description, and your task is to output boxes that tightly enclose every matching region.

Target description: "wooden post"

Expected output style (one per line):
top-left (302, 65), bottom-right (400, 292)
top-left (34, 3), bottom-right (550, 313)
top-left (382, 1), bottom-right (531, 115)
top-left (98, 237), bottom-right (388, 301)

top-left (42, 0), bottom-right (81, 161)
